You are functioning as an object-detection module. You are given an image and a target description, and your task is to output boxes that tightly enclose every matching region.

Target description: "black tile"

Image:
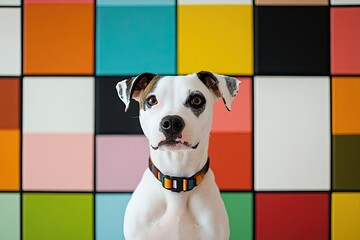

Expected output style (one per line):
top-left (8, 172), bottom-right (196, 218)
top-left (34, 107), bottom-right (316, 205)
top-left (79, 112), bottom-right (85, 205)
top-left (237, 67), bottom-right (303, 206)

top-left (96, 77), bottom-right (143, 134)
top-left (255, 6), bottom-right (330, 75)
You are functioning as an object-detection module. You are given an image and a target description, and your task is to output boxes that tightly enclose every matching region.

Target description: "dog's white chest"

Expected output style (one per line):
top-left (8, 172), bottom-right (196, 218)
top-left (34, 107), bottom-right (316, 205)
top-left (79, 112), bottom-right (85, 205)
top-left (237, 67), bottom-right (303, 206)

top-left (123, 170), bottom-right (229, 240)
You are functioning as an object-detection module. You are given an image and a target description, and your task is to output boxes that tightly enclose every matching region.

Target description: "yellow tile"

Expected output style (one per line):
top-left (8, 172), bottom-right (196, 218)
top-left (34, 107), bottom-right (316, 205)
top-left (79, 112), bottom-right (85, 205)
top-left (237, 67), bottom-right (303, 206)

top-left (332, 193), bottom-right (360, 240)
top-left (178, 5), bottom-right (253, 75)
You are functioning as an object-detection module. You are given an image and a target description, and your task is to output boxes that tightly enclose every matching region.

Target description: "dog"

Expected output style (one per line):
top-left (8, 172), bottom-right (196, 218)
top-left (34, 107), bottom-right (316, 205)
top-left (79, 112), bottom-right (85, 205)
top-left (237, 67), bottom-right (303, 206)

top-left (116, 71), bottom-right (240, 240)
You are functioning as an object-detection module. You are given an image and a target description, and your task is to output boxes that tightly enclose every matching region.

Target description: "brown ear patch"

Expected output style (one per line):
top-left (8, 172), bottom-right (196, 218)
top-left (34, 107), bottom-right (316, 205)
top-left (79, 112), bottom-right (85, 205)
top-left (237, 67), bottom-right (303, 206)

top-left (139, 76), bottom-right (161, 110)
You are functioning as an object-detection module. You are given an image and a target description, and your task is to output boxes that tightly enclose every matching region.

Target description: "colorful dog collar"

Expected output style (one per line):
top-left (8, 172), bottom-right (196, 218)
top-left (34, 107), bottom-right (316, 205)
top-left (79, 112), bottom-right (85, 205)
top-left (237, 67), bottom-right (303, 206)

top-left (149, 157), bottom-right (210, 193)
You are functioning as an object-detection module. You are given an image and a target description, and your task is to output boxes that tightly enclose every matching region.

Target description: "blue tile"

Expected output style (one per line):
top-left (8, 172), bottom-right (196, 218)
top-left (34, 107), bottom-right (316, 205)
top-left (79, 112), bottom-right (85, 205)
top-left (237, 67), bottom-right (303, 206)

top-left (96, 193), bottom-right (131, 240)
top-left (96, 5), bottom-right (176, 75)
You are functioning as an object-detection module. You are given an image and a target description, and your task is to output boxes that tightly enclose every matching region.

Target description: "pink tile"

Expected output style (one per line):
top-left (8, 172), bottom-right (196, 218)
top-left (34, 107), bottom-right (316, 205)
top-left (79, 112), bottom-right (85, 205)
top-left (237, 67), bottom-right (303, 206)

top-left (96, 135), bottom-right (149, 192)
top-left (23, 133), bottom-right (93, 191)
top-left (211, 77), bottom-right (252, 133)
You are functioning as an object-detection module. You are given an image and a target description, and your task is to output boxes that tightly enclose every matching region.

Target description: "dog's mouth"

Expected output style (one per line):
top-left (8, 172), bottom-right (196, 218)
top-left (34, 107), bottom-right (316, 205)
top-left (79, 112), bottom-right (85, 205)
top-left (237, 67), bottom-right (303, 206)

top-left (151, 139), bottom-right (199, 150)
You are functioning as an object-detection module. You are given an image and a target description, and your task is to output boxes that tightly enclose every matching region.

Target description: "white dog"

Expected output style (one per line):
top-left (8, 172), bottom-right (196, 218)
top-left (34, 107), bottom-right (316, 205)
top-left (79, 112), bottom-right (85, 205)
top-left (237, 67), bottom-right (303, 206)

top-left (116, 71), bottom-right (240, 240)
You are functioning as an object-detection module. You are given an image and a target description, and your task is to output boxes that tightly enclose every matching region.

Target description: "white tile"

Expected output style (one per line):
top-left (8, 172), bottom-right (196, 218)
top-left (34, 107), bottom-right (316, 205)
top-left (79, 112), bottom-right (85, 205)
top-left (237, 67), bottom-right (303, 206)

top-left (0, 8), bottom-right (21, 76)
top-left (331, 0), bottom-right (360, 4)
top-left (23, 77), bottom-right (94, 133)
top-left (0, 0), bottom-right (21, 6)
top-left (178, 0), bottom-right (251, 5)
top-left (254, 76), bottom-right (330, 191)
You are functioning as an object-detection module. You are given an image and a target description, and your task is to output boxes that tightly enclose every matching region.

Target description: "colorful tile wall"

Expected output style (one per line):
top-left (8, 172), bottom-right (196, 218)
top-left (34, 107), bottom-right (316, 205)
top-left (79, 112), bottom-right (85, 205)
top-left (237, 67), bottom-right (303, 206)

top-left (0, 0), bottom-right (359, 239)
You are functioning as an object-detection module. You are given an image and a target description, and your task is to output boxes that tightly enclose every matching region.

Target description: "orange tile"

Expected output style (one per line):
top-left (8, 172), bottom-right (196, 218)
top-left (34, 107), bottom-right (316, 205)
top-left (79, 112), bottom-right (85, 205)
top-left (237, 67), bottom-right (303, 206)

top-left (24, 3), bottom-right (94, 74)
top-left (0, 78), bottom-right (19, 129)
top-left (0, 130), bottom-right (20, 191)
top-left (212, 77), bottom-right (252, 133)
top-left (209, 132), bottom-right (252, 190)
top-left (332, 77), bottom-right (360, 134)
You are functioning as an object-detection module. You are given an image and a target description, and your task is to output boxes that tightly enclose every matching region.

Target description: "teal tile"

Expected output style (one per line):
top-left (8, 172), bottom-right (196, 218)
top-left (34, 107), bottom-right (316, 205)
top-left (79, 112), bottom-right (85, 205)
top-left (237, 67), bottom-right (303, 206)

top-left (96, 4), bottom-right (176, 75)
top-left (221, 192), bottom-right (253, 240)
top-left (98, 0), bottom-right (174, 6)
top-left (96, 193), bottom-right (131, 240)
top-left (0, 193), bottom-right (20, 240)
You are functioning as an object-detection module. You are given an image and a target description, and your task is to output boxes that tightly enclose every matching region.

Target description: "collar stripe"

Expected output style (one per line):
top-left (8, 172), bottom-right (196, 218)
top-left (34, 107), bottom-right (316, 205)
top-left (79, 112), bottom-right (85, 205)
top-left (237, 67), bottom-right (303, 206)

top-left (149, 157), bottom-right (210, 193)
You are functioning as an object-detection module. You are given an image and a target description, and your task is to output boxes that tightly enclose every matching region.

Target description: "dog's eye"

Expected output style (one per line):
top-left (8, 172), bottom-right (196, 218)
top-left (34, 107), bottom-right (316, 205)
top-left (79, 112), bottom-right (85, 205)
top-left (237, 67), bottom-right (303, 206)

top-left (146, 96), bottom-right (158, 107)
top-left (190, 96), bottom-right (205, 108)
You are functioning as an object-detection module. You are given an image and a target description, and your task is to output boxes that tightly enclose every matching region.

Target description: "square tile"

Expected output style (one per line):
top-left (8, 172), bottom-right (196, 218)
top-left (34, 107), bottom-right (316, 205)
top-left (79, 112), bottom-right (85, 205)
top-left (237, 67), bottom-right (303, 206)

top-left (254, 76), bottom-right (330, 190)
top-left (255, 0), bottom-right (328, 5)
top-left (221, 192), bottom-right (253, 240)
top-left (23, 133), bottom-right (93, 191)
top-left (256, 193), bottom-right (329, 240)
top-left (0, 130), bottom-right (20, 191)
top-left (96, 0), bottom-right (176, 75)
top-left (0, 8), bottom-right (21, 76)
top-left (331, 0), bottom-right (360, 4)
top-left (255, 6), bottom-right (330, 75)
top-left (96, 135), bottom-right (149, 191)
top-left (23, 193), bottom-right (93, 240)
top-left (332, 193), bottom-right (360, 240)
top-left (179, 0), bottom-right (252, 4)
top-left (178, 4), bottom-right (253, 75)
top-left (0, 193), bottom-right (20, 240)
top-left (23, 77), bottom-right (94, 133)
top-left (0, 0), bottom-right (21, 5)
top-left (332, 77), bottom-right (360, 134)
top-left (96, 77), bottom-right (143, 134)
top-left (208, 132), bottom-right (252, 190)
top-left (24, 1), bottom-right (94, 74)
top-left (96, 193), bottom-right (131, 240)
top-left (211, 77), bottom-right (252, 133)
top-left (333, 135), bottom-right (360, 191)
top-left (331, 7), bottom-right (360, 74)
top-left (0, 78), bottom-right (20, 129)
top-left (25, 0), bottom-right (93, 2)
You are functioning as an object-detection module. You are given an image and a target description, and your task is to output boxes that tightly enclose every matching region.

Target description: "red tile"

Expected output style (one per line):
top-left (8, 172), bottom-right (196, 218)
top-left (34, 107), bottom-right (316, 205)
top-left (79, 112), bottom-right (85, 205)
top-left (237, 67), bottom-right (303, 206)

top-left (208, 132), bottom-right (252, 190)
top-left (0, 78), bottom-right (19, 129)
top-left (256, 193), bottom-right (329, 240)
top-left (331, 7), bottom-right (360, 74)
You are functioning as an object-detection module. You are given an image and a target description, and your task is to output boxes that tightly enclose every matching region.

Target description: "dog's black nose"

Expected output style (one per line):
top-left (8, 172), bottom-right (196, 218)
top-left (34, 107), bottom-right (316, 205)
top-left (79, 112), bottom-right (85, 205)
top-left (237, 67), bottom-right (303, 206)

top-left (160, 115), bottom-right (185, 135)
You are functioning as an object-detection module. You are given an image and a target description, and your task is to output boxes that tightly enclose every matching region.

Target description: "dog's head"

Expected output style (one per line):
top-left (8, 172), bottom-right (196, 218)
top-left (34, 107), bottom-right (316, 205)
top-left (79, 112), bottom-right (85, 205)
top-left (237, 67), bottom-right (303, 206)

top-left (116, 71), bottom-right (240, 151)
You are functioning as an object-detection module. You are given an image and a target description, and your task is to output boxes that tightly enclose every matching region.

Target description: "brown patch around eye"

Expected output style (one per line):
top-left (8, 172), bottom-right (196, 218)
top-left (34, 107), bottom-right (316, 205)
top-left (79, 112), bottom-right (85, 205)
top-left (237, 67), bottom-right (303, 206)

top-left (139, 76), bottom-right (160, 110)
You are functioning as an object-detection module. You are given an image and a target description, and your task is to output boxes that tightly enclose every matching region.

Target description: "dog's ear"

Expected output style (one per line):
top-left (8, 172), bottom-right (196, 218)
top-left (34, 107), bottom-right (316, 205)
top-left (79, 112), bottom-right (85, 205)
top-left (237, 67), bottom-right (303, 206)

top-left (116, 72), bottom-right (159, 112)
top-left (197, 71), bottom-right (241, 111)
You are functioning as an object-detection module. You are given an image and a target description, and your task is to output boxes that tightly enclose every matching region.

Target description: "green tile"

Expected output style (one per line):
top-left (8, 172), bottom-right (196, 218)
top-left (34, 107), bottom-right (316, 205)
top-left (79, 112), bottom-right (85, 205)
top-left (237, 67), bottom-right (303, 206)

top-left (23, 193), bottom-right (93, 240)
top-left (0, 193), bottom-right (20, 240)
top-left (333, 135), bottom-right (360, 190)
top-left (221, 192), bottom-right (253, 240)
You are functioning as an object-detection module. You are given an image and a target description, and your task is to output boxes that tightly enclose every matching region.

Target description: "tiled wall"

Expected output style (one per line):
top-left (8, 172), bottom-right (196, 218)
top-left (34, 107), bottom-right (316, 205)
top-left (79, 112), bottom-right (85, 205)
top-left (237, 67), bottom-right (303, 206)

top-left (0, 0), bottom-right (359, 239)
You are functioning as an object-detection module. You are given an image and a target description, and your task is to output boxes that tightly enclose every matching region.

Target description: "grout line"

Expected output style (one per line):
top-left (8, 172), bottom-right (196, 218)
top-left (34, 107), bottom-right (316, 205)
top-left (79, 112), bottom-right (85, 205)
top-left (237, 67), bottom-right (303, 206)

top-left (175, 0), bottom-right (178, 75)
top-left (1, 189), bottom-right (359, 194)
top-left (93, 0), bottom-right (97, 239)
top-left (252, 1), bottom-right (256, 239)
top-left (20, 1), bottom-right (24, 239)
top-left (329, 2), bottom-right (333, 239)
top-left (0, 5), bottom-right (21, 8)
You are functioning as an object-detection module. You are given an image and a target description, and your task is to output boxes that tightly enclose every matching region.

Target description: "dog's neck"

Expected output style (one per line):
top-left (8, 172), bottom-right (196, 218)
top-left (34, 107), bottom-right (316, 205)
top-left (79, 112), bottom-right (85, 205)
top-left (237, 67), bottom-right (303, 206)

top-left (149, 139), bottom-right (209, 177)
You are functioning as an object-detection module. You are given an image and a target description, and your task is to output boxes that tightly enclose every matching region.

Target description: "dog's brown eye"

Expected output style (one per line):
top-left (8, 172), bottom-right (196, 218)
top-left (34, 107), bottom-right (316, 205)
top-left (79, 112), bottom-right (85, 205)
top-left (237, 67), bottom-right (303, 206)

top-left (146, 96), bottom-right (158, 106)
top-left (190, 96), bottom-right (204, 108)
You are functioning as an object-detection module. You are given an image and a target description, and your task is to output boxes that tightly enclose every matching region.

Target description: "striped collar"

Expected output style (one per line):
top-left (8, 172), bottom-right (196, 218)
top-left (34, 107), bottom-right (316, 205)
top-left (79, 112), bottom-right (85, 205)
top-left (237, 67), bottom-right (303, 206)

top-left (149, 157), bottom-right (210, 193)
